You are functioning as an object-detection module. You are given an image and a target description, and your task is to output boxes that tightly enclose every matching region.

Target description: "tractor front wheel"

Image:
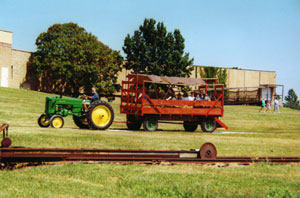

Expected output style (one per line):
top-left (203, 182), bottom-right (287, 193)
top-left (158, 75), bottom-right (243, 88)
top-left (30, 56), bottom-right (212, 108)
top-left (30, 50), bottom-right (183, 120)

top-left (50, 115), bottom-right (64, 128)
top-left (87, 100), bottom-right (114, 130)
top-left (38, 114), bottom-right (50, 128)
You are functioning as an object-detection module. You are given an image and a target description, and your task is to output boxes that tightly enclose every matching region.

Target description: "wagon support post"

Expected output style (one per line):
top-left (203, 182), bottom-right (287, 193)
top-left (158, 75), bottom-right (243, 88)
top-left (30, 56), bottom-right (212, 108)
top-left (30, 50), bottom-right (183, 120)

top-left (214, 117), bottom-right (228, 130)
top-left (221, 84), bottom-right (224, 116)
top-left (214, 84), bottom-right (217, 100)
top-left (142, 81), bottom-right (145, 115)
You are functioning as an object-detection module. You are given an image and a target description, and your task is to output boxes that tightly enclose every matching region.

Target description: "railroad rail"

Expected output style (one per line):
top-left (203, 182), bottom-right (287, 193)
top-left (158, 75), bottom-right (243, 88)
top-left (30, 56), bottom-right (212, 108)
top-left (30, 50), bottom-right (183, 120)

top-left (1, 123), bottom-right (299, 168)
top-left (1, 145), bottom-right (300, 167)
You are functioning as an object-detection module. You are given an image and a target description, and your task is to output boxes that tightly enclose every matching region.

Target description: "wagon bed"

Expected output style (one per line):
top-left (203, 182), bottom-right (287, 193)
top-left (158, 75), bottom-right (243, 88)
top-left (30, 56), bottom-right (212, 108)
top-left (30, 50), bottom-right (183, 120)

top-left (120, 74), bottom-right (228, 132)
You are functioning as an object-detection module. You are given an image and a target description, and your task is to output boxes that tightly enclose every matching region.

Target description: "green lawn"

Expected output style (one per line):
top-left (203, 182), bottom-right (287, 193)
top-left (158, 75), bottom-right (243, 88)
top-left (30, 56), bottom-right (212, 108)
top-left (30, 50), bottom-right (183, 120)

top-left (1, 87), bottom-right (300, 197)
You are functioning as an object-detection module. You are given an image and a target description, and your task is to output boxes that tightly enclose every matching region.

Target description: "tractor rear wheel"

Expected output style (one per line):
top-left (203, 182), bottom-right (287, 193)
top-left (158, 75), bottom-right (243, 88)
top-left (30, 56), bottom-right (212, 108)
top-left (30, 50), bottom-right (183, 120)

top-left (143, 116), bottom-right (158, 131)
top-left (38, 114), bottom-right (50, 128)
top-left (201, 118), bottom-right (217, 133)
top-left (73, 116), bottom-right (89, 129)
top-left (183, 121), bottom-right (198, 132)
top-left (50, 115), bottom-right (64, 128)
top-left (87, 100), bottom-right (114, 130)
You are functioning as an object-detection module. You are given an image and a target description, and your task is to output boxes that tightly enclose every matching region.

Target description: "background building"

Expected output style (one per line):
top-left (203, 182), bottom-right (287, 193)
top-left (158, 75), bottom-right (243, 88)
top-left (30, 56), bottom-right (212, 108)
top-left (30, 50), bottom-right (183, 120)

top-left (191, 66), bottom-right (283, 104)
top-left (0, 29), bottom-right (31, 89)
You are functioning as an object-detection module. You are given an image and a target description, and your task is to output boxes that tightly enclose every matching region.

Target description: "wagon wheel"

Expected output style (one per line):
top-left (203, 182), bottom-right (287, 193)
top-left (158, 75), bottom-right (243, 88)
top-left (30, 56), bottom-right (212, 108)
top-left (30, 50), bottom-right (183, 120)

top-left (201, 118), bottom-right (217, 133)
top-left (143, 116), bottom-right (158, 131)
top-left (73, 116), bottom-right (89, 129)
top-left (183, 121), bottom-right (198, 132)
top-left (126, 115), bottom-right (142, 130)
top-left (87, 100), bottom-right (114, 130)
top-left (127, 121), bottom-right (142, 130)
top-left (38, 114), bottom-right (50, 128)
top-left (50, 115), bottom-right (64, 128)
top-left (199, 142), bottom-right (217, 159)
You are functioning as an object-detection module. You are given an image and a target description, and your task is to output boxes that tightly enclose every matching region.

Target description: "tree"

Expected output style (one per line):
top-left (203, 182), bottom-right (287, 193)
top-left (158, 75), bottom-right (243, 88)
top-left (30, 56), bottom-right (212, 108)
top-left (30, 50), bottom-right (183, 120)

top-left (123, 18), bottom-right (193, 77)
top-left (199, 66), bottom-right (227, 85)
top-left (27, 22), bottom-right (123, 97)
top-left (285, 89), bottom-right (300, 109)
top-left (199, 66), bottom-right (228, 99)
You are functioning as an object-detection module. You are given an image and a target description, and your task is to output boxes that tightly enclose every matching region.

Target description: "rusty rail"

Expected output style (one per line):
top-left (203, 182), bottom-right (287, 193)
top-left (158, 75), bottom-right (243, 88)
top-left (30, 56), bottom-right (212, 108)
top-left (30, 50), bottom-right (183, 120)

top-left (1, 137), bottom-right (298, 167)
top-left (1, 147), bottom-right (299, 166)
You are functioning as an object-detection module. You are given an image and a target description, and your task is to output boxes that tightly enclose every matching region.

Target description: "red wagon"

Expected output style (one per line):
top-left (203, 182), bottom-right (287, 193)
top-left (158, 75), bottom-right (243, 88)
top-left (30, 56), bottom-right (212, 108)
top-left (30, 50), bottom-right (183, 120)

top-left (120, 74), bottom-right (228, 132)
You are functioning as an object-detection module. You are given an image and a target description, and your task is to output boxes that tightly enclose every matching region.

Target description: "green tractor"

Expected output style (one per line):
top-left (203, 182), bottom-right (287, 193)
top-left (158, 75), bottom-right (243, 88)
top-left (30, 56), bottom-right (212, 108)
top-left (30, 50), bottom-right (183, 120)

top-left (37, 96), bottom-right (114, 130)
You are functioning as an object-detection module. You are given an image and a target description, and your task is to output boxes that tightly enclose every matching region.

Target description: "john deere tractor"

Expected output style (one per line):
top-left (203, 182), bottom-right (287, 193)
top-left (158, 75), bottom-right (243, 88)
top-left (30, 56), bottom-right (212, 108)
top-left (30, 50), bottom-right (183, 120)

top-left (37, 96), bottom-right (114, 130)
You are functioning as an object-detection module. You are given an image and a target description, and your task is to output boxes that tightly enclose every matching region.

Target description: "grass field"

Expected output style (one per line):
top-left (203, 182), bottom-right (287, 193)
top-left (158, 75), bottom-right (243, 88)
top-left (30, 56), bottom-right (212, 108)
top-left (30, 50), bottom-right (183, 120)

top-left (1, 87), bottom-right (300, 197)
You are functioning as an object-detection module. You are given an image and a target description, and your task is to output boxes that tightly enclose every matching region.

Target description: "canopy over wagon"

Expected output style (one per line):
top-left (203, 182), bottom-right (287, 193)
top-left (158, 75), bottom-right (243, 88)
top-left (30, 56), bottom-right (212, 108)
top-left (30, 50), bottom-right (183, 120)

top-left (120, 74), bottom-right (228, 132)
top-left (134, 74), bottom-right (207, 86)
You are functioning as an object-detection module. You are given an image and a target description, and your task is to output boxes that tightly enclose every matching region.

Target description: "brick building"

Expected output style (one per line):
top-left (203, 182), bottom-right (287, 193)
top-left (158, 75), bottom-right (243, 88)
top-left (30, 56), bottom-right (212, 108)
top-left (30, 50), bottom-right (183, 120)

top-left (0, 29), bottom-right (31, 89)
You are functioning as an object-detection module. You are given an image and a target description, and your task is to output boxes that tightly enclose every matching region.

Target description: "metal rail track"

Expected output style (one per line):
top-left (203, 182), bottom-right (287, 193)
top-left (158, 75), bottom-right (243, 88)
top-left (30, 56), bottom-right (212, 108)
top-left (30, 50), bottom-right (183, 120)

top-left (1, 124), bottom-right (299, 168)
top-left (1, 147), bottom-right (300, 166)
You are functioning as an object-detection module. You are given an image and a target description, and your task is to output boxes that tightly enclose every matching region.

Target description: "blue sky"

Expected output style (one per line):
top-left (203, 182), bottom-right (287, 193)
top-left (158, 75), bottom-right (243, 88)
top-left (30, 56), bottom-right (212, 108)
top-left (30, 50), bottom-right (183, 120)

top-left (1, 0), bottom-right (300, 98)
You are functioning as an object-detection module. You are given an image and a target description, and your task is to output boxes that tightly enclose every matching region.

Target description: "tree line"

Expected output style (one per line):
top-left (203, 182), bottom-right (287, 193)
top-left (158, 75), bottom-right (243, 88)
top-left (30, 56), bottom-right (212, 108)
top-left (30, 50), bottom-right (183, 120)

top-left (26, 18), bottom-right (298, 109)
top-left (27, 19), bottom-right (194, 97)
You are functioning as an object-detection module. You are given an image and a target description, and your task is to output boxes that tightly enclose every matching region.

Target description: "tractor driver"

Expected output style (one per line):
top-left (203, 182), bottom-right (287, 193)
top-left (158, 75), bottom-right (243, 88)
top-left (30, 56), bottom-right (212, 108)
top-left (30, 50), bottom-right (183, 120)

top-left (83, 88), bottom-right (99, 110)
top-left (88, 88), bottom-right (99, 103)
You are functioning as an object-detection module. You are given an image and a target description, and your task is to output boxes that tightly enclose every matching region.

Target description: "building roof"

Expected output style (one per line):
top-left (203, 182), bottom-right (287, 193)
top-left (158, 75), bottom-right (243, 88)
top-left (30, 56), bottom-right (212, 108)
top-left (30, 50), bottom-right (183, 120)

top-left (12, 48), bottom-right (32, 53)
top-left (225, 84), bottom-right (284, 90)
top-left (192, 65), bottom-right (276, 73)
top-left (0, 29), bottom-right (12, 33)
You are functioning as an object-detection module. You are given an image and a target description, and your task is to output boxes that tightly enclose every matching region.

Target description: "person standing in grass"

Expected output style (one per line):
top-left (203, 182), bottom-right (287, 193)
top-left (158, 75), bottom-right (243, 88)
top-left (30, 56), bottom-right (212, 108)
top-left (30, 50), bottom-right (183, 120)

top-left (266, 100), bottom-right (272, 112)
top-left (259, 97), bottom-right (266, 113)
top-left (273, 97), bottom-right (281, 113)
